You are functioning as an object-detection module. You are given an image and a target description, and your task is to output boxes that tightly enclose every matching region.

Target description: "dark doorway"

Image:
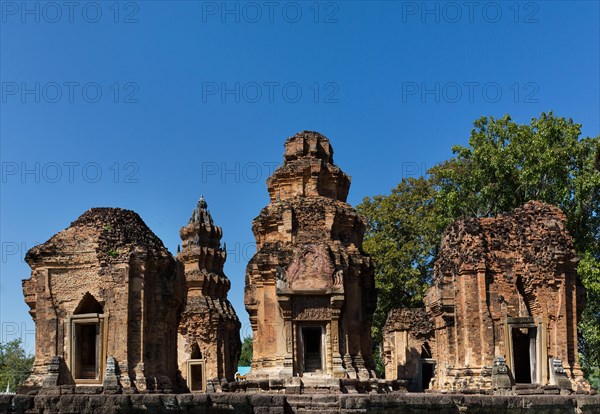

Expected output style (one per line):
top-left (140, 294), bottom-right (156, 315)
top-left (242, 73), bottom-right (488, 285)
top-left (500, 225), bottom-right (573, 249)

top-left (74, 293), bottom-right (103, 315)
top-left (189, 363), bottom-right (204, 391)
top-left (302, 327), bottom-right (322, 373)
top-left (419, 343), bottom-right (434, 390)
top-left (421, 362), bottom-right (434, 390)
top-left (74, 323), bottom-right (99, 379)
top-left (512, 327), bottom-right (537, 383)
top-left (190, 343), bottom-right (202, 360)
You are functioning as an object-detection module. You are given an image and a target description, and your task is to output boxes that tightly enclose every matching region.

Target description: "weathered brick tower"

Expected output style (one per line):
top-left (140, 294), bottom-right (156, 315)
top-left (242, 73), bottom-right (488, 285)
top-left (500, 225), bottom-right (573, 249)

top-left (383, 202), bottom-right (590, 394)
top-left (22, 208), bottom-right (185, 393)
top-left (427, 202), bottom-right (589, 392)
top-left (244, 131), bottom-right (377, 391)
top-left (176, 196), bottom-right (241, 392)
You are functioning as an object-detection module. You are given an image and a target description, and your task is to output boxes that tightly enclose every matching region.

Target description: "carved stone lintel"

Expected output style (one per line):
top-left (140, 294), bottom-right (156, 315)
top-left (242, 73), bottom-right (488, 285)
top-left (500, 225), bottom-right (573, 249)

top-left (295, 308), bottom-right (331, 320)
top-left (293, 296), bottom-right (331, 320)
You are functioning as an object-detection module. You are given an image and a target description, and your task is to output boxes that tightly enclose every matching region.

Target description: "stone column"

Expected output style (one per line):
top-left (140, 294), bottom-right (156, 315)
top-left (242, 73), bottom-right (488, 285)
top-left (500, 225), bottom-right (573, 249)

top-left (331, 295), bottom-right (346, 378)
top-left (278, 295), bottom-right (294, 378)
top-left (342, 270), bottom-right (359, 379)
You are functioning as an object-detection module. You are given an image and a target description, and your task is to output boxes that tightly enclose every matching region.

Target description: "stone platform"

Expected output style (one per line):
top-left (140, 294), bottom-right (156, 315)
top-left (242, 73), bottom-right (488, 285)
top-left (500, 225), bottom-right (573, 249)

top-left (2, 393), bottom-right (600, 414)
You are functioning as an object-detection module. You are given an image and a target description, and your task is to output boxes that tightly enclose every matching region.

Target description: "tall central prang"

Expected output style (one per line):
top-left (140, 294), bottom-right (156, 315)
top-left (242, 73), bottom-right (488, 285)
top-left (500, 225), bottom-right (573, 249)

top-left (244, 131), bottom-right (377, 389)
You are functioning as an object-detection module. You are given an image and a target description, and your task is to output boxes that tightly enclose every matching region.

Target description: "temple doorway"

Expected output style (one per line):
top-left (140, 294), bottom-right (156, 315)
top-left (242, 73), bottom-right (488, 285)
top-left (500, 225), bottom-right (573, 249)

top-left (418, 343), bottom-right (435, 391)
top-left (420, 361), bottom-right (434, 390)
top-left (187, 360), bottom-right (205, 392)
top-left (70, 293), bottom-right (104, 382)
top-left (302, 326), bottom-right (323, 373)
top-left (73, 322), bottom-right (100, 379)
top-left (512, 327), bottom-right (537, 384)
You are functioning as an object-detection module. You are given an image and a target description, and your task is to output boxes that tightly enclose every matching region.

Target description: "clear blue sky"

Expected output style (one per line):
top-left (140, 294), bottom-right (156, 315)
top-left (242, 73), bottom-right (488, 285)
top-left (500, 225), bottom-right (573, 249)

top-left (1, 1), bottom-right (598, 352)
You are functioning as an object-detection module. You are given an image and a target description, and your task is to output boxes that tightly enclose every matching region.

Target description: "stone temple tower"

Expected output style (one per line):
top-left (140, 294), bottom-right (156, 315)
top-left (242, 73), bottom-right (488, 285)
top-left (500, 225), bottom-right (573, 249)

top-left (22, 208), bottom-right (185, 393)
top-left (244, 131), bottom-right (377, 391)
top-left (177, 196), bottom-right (241, 392)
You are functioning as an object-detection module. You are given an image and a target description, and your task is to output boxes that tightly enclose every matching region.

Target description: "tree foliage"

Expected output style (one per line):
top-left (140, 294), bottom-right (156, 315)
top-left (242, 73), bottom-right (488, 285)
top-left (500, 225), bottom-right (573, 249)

top-left (0, 339), bottom-right (33, 392)
top-left (238, 336), bottom-right (253, 367)
top-left (358, 112), bottom-right (600, 380)
top-left (357, 177), bottom-right (445, 342)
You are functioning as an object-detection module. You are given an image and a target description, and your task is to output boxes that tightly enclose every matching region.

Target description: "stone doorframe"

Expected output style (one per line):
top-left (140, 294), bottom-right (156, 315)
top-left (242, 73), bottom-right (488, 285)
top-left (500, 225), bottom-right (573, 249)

top-left (417, 358), bottom-right (436, 391)
top-left (66, 313), bottom-right (107, 385)
top-left (297, 323), bottom-right (326, 375)
top-left (504, 317), bottom-right (548, 385)
top-left (278, 293), bottom-right (345, 378)
top-left (186, 359), bottom-right (206, 392)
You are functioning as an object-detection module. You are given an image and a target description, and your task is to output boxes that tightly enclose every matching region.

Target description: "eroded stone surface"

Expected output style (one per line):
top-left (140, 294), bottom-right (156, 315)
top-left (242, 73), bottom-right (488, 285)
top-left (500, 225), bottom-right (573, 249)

top-left (22, 208), bottom-right (185, 392)
top-left (383, 308), bottom-right (434, 389)
top-left (384, 201), bottom-right (590, 394)
top-left (2, 393), bottom-right (600, 413)
top-left (245, 131), bottom-right (377, 384)
top-left (177, 196), bottom-right (241, 388)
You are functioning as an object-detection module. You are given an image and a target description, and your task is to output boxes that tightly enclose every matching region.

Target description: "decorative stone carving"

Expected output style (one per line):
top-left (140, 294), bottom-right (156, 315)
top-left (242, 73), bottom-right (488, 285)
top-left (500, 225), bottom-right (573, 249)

top-left (177, 196), bottom-right (241, 388)
top-left (22, 208), bottom-right (185, 393)
top-left (102, 356), bottom-right (120, 393)
top-left (276, 266), bottom-right (288, 292)
top-left (385, 202), bottom-right (591, 394)
top-left (423, 202), bottom-right (588, 393)
top-left (552, 358), bottom-right (566, 375)
top-left (287, 245), bottom-right (334, 292)
top-left (245, 131), bottom-right (376, 384)
top-left (293, 296), bottom-right (331, 320)
top-left (549, 358), bottom-right (573, 390)
top-left (332, 268), bottom-right (344, 291)
top-left (494, 356), bottom-right (508, 374)
top-left (491, 356), bottom-right (512, 392)
top-left (41, 356), bottom-right (61, 388)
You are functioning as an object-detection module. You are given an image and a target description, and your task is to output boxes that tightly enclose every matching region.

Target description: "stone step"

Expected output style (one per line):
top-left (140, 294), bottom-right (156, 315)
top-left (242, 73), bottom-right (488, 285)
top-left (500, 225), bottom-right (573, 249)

top-left (515, 383), bottom-right (538, 389)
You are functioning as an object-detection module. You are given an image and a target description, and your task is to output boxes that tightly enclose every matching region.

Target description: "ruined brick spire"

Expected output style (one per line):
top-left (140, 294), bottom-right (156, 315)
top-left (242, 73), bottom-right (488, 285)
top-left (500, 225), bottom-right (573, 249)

top-left (179, 195), bottom-right (225, 274)
top-left (245, 131), bottom-right (376, 384)
top-left (177, 195), bottom-right (241, 387)
top-left (266, 131), bottom-right (351, 203)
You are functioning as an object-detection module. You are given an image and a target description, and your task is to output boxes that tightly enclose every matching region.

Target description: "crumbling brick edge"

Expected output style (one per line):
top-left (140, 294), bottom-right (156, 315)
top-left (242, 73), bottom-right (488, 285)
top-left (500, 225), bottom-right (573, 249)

top-left (1, 393), bottom-right (600, 414)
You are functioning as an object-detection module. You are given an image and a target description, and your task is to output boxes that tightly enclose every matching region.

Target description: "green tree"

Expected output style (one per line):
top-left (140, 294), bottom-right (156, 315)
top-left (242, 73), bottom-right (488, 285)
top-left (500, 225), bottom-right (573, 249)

top-left (430, 113), bottom-right (599, 240)
top-left (0, 339), bottom-right (33, 392)
top-left (238, 336), bottom-right (253, 366)
top-left (579, 250), bottom-right (600, 389)
top-left (358, 112), bottom-right (600, 381)
top-left (357, 177), bottom-right (444, 343)
top-left (430, 113), bottom-right (600, 376)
